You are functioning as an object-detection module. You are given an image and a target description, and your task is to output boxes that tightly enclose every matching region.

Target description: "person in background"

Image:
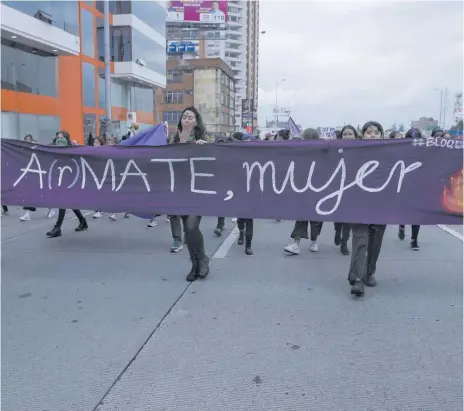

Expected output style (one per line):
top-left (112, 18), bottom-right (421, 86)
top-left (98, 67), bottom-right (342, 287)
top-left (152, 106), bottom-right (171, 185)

top-left (284, 128), bottom-right (324, 255)
top-left (332, 125), bottom-right (358, 255)
top-left (213, 135), bottom-right (227, 237)
top-left (46, 131), bottom-right (88, 238)
top-left (231, 132), bottom-right (255, 255)
top-left (20, 134), bottom-right (39, 221)
top-left (275, 129), bottom-right (290, 141)
top-left (348, 121), bottom-right (387, 297)
top-left (389, 131), bottom-right (402, 139)
top-left (443, 132), bottom-right (452, 138)
top-left (169, 107), bottom-right (214, 282)
top-left (92, 136), bottom-right (106, 219)
top-left (397, 128), bottom-right (422, 250)
top-left (431, 128), bottom-right (444, 138)
top-left (335, 130), bottom-right (342, 139)
top-left (87, 132), bottom-right (94, 146)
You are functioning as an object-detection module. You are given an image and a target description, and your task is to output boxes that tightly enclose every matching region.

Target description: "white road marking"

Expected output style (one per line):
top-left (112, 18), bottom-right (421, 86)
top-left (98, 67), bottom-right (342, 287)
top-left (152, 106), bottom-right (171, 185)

top-left (437, 224), bottom-right (463, 241)
top-left (212, 226), bottom-right (239, 259)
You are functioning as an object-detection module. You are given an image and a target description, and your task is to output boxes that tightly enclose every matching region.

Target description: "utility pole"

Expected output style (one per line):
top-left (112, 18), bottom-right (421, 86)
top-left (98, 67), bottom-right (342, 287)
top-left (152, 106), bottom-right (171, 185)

top-left (103, 0), bottom-right (112, 136)
top-left (443, 88), bottom-right (448, 130)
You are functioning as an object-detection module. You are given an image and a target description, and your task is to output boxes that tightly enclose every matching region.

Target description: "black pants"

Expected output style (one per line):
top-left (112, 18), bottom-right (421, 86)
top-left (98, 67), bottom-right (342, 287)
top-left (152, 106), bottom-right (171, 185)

top-left (2, 205), bottom-right (8, 212)
top-left (217, 217), bottom-right (225, 229)
top-left (290, 221), bottom-right (323, 241)
top-left (237, 218), bottom-right (253, 238)
top-left (23, 207), bottom-right (36, 212)
top-left (56, 209), bottom-right (85, 227)
top-left (399, 225), bottom-right (420, 240)
top-left (334, 222), bottom-right (351, 242)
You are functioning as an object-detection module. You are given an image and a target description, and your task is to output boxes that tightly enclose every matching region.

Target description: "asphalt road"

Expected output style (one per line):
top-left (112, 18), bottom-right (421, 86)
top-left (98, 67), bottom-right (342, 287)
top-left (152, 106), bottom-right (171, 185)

top-left (2, 207), bottom-right (463, 411)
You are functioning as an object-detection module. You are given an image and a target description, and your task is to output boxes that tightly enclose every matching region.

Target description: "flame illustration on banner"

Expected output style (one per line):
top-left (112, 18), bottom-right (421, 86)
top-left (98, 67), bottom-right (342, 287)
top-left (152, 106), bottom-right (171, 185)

top-left (441, 168), bottom-right (463, 214)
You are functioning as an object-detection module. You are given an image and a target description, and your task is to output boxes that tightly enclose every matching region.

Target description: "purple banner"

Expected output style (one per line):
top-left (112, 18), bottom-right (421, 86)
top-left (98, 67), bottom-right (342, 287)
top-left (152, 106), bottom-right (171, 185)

top-left (1, 138), bottom-right (463, 225)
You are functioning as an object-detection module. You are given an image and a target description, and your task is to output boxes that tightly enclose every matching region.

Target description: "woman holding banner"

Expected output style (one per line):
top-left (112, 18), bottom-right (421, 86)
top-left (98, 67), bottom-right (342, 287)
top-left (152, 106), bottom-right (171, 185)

top-left (333, 125), bottom-right (358, 256)
top-left (169, 107), bottom-right (214, 282)
top-left (46, 131), bottom-right (88, 238)
top-left (348, 121), bottom-right (387, 297)
top-left (397, 128), bottom-right (422, 250)
top-left (284, 128), bottom-right (325, 255)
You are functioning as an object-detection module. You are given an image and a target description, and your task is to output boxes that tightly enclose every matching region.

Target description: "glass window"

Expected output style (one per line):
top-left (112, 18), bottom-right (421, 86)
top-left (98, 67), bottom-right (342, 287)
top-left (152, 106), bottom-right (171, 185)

top-left (81, 8), bottom-right (95, 57)
top-left (97, 68), bottom-right (106, 109)
top-left (82, 62), bottom-right (96, 107)
top-left (131, 28), bottom-right (166, 76)
top-left (1, 42), bottom-right (58, 97)
top-left (132, 85), bottom-right (154, 113)
top-left (36, 115), bottom-right (60, 144)
top-left (163, 111), bottom-right (181, 124)
top-left (111, 79), bottom-right (127, 108)
top-left (167, 70), bottom-right (183, 84)
top-left (96, 17), bottom-right (104, 62)
top-left (164, 91), bottom-right (184, 104)
top-left (83, 114), bottom-right (97, 138)
top-left (3, 1), bottom-right (79, 36)
top-left (1, 112), bottom-right (19, 139)
top-left (111, 26), bottom-right (132, 63)
top-left (131, 1), bottom-right (166, 36)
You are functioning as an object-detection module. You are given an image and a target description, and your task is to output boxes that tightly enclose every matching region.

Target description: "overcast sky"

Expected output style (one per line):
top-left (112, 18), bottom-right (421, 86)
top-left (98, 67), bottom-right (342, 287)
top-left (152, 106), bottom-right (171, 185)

top-left (257, 0), bottom-right (463, 130)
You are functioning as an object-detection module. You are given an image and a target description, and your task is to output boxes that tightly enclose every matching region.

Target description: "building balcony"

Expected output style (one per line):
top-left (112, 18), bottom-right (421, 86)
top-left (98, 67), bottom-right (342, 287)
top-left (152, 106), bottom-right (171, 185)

top-left (113, 61), bottom-right (166, 88)
top-left (0, 3), bottom-right (80, 55)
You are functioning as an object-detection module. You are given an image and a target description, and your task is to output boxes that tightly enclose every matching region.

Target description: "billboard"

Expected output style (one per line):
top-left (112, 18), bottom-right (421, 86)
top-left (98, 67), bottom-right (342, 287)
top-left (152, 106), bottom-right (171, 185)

top-left (167, 40), bottom-right (199, 53)
top-left (167, 1), bottom-right (228, 24)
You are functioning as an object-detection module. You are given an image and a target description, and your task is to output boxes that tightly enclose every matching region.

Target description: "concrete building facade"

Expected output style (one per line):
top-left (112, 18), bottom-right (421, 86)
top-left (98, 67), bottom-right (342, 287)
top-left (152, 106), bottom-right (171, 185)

top-left (155, 58), bottom-right (235, 137)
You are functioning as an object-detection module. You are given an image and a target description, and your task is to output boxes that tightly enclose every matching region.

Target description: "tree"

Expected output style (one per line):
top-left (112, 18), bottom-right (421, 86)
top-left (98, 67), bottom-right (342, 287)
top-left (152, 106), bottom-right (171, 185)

top-left (398, 124), bottom-right (405, 132)
top-left (391, 124), bottom-right (397, 131)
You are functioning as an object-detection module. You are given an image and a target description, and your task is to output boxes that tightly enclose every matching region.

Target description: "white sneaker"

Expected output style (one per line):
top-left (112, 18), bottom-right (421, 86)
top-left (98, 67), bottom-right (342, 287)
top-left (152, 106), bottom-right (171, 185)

top-left (284, 242), bottom-right (300, 255)
top-left (93, 211), bottom-right (102, 219)
top-left (165, 215), bottom-right (170, 222)
top-left (109, 214), bottom-right (117, 221)
top-left (20, 211), bottom-right (31, 221)
top-left (309, 241), bottom-right (319, 252)
top-left (231, 217), bottom-right (237, 223)
top-left (47, 209), bottom-right (55, 218)
top-left (148, 219), bottom-right (157, 227)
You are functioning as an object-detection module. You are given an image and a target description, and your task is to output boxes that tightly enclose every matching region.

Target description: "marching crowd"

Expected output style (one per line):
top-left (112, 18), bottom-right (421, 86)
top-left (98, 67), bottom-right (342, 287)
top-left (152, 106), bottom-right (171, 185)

top-left (3, 106), bottom-right (447, 297)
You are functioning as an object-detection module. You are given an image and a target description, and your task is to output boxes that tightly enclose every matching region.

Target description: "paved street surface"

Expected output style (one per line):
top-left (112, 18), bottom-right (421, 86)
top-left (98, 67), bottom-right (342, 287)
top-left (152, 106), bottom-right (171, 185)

top-left (2, 207), bottom-right (463, 411)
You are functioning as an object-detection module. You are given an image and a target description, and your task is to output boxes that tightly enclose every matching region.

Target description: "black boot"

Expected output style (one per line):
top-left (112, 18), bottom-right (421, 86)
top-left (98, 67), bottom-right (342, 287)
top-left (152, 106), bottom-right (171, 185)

top-left (186, 255), bottom-right (198, 282)
top-left (340, 241), bottom-right (350, 255)
top-left (197, 255), bottom-right (210, 279)
top-left (398, 226), bottom-right (405, 240)
top-left (75, 219), bottom-right (88, 232)
top-left (237, 230), bottom-right (245, 245)
top-left (46, 225), bottom-right (62, 238)
top-left (350, 278), bottom-right (364, 296)
top-left (334, 230), bottom-right (341, 246)
top-left (245, 236), bottom-right (253, 255)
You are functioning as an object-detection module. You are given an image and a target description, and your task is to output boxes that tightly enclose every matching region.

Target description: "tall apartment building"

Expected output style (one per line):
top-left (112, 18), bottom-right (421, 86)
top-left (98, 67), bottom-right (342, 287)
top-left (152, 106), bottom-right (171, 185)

top-left (1, 0), bottom-right (166, 144)
top-left (155, 58), bottom-right (236, 137)
top-left (166, 0), bottom-right (259, 130)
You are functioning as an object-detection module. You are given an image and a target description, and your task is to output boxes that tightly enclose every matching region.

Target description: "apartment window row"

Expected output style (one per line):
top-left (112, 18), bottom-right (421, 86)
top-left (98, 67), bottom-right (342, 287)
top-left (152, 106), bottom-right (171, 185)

top-left (163, 111), bottom-right (182, 124)
top-left (167, 69), bottom-right (193, 84)
top-left (164, 91), bottom-right (184, 104)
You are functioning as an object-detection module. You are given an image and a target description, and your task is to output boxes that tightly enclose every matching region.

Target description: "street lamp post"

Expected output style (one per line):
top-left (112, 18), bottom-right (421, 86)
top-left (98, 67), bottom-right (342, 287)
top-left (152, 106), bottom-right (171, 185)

top-left (434, 88), bottom-right (444, 129)
top-left (275, 78), bottom-right (285, 128)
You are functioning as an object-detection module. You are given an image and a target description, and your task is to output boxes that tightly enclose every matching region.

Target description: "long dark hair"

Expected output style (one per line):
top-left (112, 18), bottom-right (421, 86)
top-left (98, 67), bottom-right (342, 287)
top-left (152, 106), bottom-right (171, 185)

top-left (361, 121), bottom-right (384, 138)
top-left (405, 128), bottom-right (422, 139)
top-left (173, 107), bottom-right (206, 143)
top-left (340, 125), bottom-right (358, 139)
top-left (53, 130), bottom-right (72, 146)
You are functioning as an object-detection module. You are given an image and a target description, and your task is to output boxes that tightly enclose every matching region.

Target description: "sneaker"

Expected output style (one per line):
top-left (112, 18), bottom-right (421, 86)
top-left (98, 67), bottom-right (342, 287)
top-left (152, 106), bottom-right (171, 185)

top-left (214, 226), bottom-right (223, 237)
top-left (398, 226), bottom-right (405, 240)
top-left (309, 241), bottom-right (319, 252)
top-left (20, 211), bottom-right (31, 221)
top-left (411, 240), bottom-right (420, 251)
top-left (284, 242), bottom-right (300, 255)
top-left (109, 214), bottom-right (117, 221)
top-left (147, 219), bottom-right (157, 227)
top-left (165, 215), bottom-right (171, 222)
top-left (170, 240), bottom-right (183, 253)
top-left (334, 230), bottom-right (342, 246)
top-left (350, 278), bottom-right (365, 296)
top-left (46, 209), bottom-right (55, 218)
top-left (231, 217), bottom-right (237, 223)
top-left (124, 213), bottom-right (130, 218)
top-left (93, 211), bottom-right (102, 219)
